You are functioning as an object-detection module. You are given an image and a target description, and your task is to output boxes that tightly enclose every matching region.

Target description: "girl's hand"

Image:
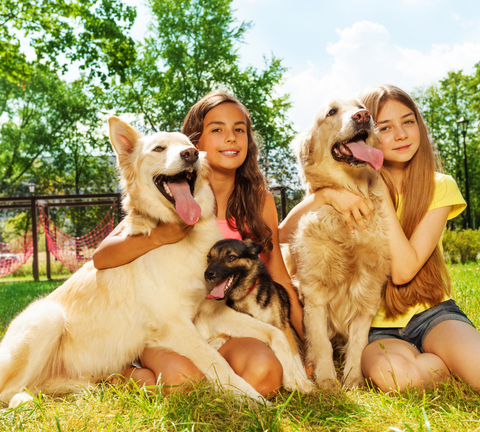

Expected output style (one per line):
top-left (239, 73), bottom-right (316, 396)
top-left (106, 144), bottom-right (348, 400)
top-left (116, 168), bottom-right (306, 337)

top-left (321, 188), bottom-right (375, 234)
top-left (93, 217), bottom-right (194, 270)
top-left (150, 220), bottom-right (194, 246)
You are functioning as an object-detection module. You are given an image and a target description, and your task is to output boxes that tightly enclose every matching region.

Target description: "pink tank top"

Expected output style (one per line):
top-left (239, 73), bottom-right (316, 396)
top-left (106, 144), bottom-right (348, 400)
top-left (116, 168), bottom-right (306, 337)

top-left (216, 219), bottom-right (242, 240)
top-left (216, 218), bottom-right (267, 264)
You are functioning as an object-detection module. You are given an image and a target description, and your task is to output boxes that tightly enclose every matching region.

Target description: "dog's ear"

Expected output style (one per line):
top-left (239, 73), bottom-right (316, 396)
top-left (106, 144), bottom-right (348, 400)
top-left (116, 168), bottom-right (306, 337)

top-left (244, 239), bottom-right (263, 256)
top-left (292, 130), bottom-right (313, 165)
top-left (108, 117), bottom-right (142, 156)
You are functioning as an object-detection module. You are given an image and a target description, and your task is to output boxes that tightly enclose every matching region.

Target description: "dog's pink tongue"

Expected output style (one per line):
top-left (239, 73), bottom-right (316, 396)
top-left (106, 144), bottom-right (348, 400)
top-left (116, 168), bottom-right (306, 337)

top-left (345, 140), bottom-right (384, 171)
top-left (168, 179), bottom-right (201, 225)
top-left (206, 278), bottom-right (228, 300)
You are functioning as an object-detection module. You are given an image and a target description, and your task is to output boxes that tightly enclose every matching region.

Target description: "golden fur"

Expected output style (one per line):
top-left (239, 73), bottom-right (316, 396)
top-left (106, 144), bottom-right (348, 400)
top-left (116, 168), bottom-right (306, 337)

top-left (290, 99), bottom-right (390, 388)
top-left (0, 117), bottom-right (311, 408)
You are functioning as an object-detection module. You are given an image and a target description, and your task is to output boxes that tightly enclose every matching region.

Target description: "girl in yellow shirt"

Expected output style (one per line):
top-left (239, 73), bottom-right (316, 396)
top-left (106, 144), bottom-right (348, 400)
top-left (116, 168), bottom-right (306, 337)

top-left (280, 84), bottom-right (480, 392)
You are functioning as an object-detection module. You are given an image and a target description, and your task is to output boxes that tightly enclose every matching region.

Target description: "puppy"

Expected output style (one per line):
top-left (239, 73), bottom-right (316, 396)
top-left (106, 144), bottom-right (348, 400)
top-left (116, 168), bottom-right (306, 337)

top-left (204, 239), bottom-right (299, 356)
top-left (290, 99), bottom-right (390, 388)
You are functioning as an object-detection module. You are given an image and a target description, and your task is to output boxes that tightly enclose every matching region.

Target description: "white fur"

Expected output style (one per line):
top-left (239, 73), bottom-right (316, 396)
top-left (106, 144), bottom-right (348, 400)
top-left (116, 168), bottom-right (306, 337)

top-left (0, 117), bottom-right (311, 408)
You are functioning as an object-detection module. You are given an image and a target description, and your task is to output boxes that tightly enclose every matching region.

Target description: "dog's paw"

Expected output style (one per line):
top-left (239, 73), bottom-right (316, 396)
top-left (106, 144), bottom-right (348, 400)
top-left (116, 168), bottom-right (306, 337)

top-left (283, 376), bottom-right (316, 394)
top-left (314, 363), bottom-right (337, 389)
top-left (316, 378), bottom-right (339, 390)
top-left (208, 334), bottom-right (230, 351)
top-left (9, 391), bottom-right (33, 408)
top-left (343, 374), bottom-right (365, 389)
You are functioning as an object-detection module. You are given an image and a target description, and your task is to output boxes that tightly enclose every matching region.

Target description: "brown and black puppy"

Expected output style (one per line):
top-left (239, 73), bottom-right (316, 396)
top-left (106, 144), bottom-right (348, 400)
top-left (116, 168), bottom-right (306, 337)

top-left (204, 238), bottom-right (299, 355)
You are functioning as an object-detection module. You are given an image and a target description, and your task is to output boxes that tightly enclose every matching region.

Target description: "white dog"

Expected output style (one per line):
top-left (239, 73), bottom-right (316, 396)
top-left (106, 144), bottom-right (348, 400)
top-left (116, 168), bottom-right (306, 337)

top-left (290, 99), bottom-right (390, 388)
top-left (0, 117), bottom-right (312, 408)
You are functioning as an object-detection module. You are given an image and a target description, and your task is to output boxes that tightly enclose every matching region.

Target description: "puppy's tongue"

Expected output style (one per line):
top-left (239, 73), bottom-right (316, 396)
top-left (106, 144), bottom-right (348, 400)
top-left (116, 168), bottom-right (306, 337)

top-left (168, 179), bottom-right (201, 225)
top-left (345, 139), bottom-right (384, 171)
top-left (206, 278), bottom-right (228, 300)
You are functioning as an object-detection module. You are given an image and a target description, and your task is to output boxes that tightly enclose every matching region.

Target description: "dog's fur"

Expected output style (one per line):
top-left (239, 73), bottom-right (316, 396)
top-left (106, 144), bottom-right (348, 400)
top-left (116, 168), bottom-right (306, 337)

top-left (289, 99), bottom-right (390, 388)
top-left (203, 239), bottom-right (301, 357)
top-left (0, 117), bottom-right (312, 408)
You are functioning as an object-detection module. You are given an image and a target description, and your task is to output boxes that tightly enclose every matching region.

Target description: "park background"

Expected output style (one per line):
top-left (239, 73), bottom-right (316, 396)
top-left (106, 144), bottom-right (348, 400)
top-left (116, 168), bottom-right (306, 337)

top-left (1, 0), bottom-right (480, 430)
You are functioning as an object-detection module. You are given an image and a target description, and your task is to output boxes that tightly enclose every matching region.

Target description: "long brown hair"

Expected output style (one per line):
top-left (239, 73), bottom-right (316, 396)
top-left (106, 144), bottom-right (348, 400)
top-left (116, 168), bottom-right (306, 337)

top-left (360, 84), bottom-right (450, 319)
top-left (182, 91), bottom-right (273, 252)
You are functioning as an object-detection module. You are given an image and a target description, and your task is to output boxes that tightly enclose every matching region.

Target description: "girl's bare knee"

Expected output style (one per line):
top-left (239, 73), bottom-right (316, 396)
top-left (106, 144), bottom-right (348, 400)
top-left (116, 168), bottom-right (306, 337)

top-left (159, 358), bottom-right (204, 394)
top-left (236, 343), bottom-right (283, 397)
top-left (363, 350), bottom-right (434, 392)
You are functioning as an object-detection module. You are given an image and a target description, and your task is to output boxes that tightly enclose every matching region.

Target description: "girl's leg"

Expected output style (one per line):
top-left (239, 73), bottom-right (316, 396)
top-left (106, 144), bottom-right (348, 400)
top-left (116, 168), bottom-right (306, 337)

top-left (361, 338), bottom-right (449, 392)
top-left (423, 320), bottom-right (480, 390)
top-left (139, 346), bottom-right (204, 394)
top-left (122, 366), bottom-right (156, 389)
top-left (218, 337), bottom-right (283, 397)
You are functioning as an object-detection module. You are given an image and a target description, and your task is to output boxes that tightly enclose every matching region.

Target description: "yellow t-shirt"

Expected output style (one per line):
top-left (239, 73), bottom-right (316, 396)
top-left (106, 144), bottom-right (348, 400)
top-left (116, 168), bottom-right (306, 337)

top-left (371, 173), bottom-right (466, 328)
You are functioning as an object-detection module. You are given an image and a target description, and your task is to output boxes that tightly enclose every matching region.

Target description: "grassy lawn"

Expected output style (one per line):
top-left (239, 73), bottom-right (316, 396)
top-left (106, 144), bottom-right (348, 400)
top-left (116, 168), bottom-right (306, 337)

top-left (0, 264), bottom-right (479, 431)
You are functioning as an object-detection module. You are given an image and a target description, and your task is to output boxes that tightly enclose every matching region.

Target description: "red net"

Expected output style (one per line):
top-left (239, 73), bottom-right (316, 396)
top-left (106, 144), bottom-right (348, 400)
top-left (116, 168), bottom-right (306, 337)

top-left (0, 229), bottom-right (34, 277)
top-left (37, 204), bottom-right (115, 272)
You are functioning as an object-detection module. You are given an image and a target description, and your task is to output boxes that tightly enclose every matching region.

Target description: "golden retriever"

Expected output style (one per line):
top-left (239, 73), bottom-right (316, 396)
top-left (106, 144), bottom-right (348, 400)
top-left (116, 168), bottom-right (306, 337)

top-left (0, 117), bottom-right (312, 408)
top-left (290, 99), bottom-right (390, 388)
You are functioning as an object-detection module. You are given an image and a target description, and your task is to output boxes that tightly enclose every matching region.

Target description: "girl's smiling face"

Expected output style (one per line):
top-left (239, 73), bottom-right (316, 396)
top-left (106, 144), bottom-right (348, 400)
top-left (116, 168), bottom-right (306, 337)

top-left (376, 100), bottom-right (421, 169)
top-left (197, 102), bottom-right (249, 174)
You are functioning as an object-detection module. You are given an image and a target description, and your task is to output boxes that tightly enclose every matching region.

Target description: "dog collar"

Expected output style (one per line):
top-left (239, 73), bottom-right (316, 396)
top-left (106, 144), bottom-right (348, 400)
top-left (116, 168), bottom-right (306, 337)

top-left (245, 278), bottom-right (259, 297)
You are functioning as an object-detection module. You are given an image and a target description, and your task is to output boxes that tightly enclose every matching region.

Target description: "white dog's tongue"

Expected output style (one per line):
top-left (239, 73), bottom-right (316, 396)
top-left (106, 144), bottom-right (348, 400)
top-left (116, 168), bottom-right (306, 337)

top-left (168, 179), bottom-right (201, 225)
top-left (206, 278), bottom-right (228, 300)
top-left (345, 139), bottom-right (384, 171)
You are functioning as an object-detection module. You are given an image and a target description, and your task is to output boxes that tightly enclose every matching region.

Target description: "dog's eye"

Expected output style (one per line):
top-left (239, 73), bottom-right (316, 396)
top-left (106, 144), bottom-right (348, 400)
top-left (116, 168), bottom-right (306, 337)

top-left (152, 146), bottom-right (165, 152)
top-left (327, 108), bottom-right (337, 117)
top-left (226, 255), bottom-right (237, 262)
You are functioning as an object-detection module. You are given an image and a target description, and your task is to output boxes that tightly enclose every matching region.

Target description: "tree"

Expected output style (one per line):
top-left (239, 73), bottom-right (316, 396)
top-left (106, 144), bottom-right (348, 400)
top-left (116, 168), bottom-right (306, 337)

top-left (108, 0), bottom-right (299, 193)
top-left (413, 62), bottom-right (480, 229)
top-left (0, 0), bottom-right (137, 84)
top-left (0, 67), bottom-right (115, 196)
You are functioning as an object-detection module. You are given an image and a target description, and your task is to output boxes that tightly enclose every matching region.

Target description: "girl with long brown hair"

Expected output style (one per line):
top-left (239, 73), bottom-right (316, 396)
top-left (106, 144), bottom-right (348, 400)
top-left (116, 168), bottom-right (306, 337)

top-left (280, 84), bottom-right (480, 392)
top-left (93, 91), bottom-right (304, 397)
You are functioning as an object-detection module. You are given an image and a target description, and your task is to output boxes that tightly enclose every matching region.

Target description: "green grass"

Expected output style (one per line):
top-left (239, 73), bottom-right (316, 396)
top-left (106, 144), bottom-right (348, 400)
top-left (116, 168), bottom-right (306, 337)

top-left (1, 264), bottom-right (480, 431)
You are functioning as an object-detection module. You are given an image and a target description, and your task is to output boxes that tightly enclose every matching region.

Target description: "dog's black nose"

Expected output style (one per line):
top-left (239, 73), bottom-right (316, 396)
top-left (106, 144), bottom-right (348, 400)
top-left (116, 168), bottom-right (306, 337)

top-left (205, 269), bottom-right (216, 281)
top-left (352, 109), bottom-right (371, 125)
top-left (181, 147), bottom-right (199, 163)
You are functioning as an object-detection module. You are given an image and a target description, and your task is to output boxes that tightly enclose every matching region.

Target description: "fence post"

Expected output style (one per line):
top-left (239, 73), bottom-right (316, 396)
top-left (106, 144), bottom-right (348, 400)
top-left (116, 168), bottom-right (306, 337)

top-left (31, 197), bottom-right (39, 281)
top-left (269, 186), bottom-right (287, 222)
top-left (45, 204), bottom-right (51, 280)
top-left (116, 193), bottom-right (124, 222)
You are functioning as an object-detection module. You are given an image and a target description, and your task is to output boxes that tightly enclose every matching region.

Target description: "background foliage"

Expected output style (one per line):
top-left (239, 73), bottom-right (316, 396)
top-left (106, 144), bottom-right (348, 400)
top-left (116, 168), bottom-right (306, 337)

top-left (0, 0), bottom-right (479, 238)
top-left (413, 64), bottom-right (480, 230)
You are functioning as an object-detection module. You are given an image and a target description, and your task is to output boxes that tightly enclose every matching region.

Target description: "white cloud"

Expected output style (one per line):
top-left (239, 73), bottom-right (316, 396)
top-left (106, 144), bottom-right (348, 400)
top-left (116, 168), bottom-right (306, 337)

top-left (284, 21), bottom-right (480, 131)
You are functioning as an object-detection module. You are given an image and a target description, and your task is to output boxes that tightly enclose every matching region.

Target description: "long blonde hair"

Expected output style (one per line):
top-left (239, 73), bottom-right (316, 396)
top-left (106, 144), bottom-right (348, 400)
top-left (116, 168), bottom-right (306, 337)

top-left (360, 84), bottom-right (450, 319)
top-left (182, 91), bottom-right (273, 252)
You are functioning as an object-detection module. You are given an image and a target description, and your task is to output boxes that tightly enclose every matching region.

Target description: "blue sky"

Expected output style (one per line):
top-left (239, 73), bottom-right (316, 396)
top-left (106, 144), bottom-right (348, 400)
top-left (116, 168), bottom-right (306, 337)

top-left (127, 0), bottom-right (480, 131)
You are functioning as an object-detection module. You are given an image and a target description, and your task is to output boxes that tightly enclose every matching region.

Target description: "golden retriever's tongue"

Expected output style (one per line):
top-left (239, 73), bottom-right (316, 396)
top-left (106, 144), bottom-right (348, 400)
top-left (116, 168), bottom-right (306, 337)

top-left (206, 278), bottom-right (228, 300)
top-left (168, 179), bottom-right (201, 225)
top-left (345, 140), bottom-right (384, 170)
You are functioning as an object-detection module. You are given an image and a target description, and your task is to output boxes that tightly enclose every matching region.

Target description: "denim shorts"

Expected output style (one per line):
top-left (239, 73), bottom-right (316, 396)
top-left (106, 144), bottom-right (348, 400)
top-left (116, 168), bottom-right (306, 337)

top-left (368, 299), bottom-right (475, 353)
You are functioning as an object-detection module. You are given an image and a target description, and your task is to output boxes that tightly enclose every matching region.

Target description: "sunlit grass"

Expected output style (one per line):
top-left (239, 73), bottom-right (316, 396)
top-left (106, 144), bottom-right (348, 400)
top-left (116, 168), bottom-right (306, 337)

top-left (1, 264), bottom-right (479, 431)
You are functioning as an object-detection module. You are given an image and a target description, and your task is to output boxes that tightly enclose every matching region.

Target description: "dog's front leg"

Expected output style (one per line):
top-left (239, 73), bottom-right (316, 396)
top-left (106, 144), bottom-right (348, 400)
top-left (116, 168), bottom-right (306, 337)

top-left (152, 318), bottom-right (266, 404)
top-left (196, 302), bottom-right (314, 394)
top-left (303, 299), bottom-right (337, 388)
top-left (342, 313), bottom-right (372, 388)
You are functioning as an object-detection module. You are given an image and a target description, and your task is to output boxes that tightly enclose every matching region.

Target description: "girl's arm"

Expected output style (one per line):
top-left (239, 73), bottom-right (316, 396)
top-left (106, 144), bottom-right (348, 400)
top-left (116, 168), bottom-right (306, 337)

top-left (381, 187), bottom-right (450, 285)
top-left (278, 188), bottom-right (375, 243)
top-left (93, 217), bottom-right (194, 270)
top-left (261, 193), bottom-right (306, 340)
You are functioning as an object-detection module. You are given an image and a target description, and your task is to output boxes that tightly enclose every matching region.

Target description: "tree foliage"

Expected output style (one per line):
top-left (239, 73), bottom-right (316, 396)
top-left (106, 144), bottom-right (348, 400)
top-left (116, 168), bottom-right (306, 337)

top-left (0, 67), bottom-right (114, 196)
top-left (0, 0), bottom-right (137, 83)
top-left (108, 0), bottom-right (298, 188)
top-left (413, 62), bottom-right (480, 229)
